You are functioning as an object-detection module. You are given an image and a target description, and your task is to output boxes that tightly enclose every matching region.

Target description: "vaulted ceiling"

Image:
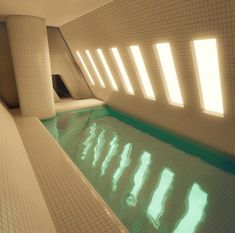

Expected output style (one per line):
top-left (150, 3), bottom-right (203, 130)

top-left (0, 0), bottom-right (113, 26)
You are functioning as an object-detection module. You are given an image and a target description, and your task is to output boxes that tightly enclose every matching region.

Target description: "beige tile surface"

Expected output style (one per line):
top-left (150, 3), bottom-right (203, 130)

top-left (60, 0), bottom-right (235, 155)
top-left (14, 112), bottom-right (128, 233)
top-left (0, 102), bottom-right (57, 233)
top-left (7, 15), bottom-right (55, 119)
top-left (55, 98), bottom-right (105, 112)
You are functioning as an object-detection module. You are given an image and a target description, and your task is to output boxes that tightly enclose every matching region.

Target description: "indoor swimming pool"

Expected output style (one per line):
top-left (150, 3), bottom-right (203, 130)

top-left (43, 107), bottom-right (235, 233)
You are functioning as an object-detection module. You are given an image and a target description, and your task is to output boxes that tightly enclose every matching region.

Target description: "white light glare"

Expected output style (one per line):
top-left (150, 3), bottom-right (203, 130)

top-left (97, 49), bottom-right (119, 91)
top-left (155, 43), bottom-right (184, 107)
top-left (193, 38), bottom-right (224, 116)
top-left (85, 50), bottom-right (105, 88)
top-left (111, 47), bottom-right (134, 95)
top-left (76, 51), bottom-right (95, 85)
top-left (130, 45), bottom-right (155, 100)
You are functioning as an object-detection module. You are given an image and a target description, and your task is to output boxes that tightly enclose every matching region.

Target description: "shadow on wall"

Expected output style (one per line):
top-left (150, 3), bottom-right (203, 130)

top-left (47, 27), bottom-right (93, 100)
top-left (0, 23), bottom-right (94, 108)
top-left (52, 74), bottom-right (71, 98)
top-left (0, 22), bottom-right (18, 108)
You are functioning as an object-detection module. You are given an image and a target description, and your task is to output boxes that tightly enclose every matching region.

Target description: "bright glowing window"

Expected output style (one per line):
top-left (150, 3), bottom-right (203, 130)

top-left (76, 51), bottom-right (95, 86)
top-left (130, 45), bottom-right (155, 100)
top-left (193, 39), bottom-right (224, 116)
top-left (85, 50), bottom-right (105, 88)
top-left (97, 49), bottom-right (119, 91)
top-left (111, 47), bottom-right (134, 95)
top-left (155, 43), bottom-right (184, 107)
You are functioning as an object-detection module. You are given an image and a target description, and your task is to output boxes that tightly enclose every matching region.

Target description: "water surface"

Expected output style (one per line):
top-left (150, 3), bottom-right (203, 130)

top-left (44, 110), bottom-right (235, 233)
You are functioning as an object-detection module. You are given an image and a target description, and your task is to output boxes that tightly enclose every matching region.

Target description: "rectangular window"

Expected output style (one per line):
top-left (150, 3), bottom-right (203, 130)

top-left (111, 47), bottom-right (134, 95)
top-left (76, 51), bottom-right (95, 86)
top-left (130, 45), bottom-right (155, 100)
top-left (155, 43), bottom-right (184, 107)
top-left (193, 39), bottom-right (224, 116)
top-left (97, 49), bottom-right (119, 91)
top-left (85, 50), bottom-right (105, 88)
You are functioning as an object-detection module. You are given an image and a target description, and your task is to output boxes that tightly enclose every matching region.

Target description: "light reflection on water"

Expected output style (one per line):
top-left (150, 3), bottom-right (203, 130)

top-left (126, 151), bottom-right (151, 207)
top-left (81, 123), bottom-right (97, 160)
top-left (43, 112), bottom-right (235, 233)
top-left (147, 168), bottom-right (174, 229)
top-left (112, 143), bottom-right (132, 192)
top-left (100, 134), bottom-right (119, 176)
top-left (173, 184), bottom-right (208, 233)
top-left (92, 129), bottom-right (106, 166)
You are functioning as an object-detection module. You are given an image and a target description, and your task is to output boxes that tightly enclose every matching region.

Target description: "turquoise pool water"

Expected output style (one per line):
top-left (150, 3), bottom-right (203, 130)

top-left (43, 107), bottom-right (235, 233)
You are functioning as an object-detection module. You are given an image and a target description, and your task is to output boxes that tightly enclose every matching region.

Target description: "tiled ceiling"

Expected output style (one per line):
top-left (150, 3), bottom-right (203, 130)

top-left (0, 0), bottom-right (113, 26)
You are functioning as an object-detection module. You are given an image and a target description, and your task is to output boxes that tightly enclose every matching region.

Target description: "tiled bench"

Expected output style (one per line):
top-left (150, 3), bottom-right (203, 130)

top-left (0, 102), bottom-right (56, 233)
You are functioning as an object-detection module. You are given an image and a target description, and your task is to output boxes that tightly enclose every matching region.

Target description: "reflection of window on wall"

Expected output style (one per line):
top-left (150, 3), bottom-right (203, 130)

top-left (52, 74), bottom-right (71, 98)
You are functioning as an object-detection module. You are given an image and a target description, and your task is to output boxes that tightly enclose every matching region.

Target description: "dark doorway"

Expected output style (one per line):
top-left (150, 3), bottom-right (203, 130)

top-left (52, 74), bottom-right (71, 98)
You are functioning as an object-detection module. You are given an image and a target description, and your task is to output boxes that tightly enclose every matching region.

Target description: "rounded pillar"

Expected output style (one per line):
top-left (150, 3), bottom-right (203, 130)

top-left (6, 15), bottom-right (55, 119)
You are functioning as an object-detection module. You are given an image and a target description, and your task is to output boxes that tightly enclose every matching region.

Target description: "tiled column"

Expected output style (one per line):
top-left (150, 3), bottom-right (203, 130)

top-left (6, 15), bottom-right (55, 119)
